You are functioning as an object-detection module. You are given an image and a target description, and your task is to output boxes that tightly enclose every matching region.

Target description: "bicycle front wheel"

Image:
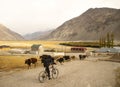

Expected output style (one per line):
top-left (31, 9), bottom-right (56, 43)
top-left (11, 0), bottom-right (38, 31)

top-left (52, 68), bottom-right (59, 79)
top-left (38, 71), bottom-right (47, 83)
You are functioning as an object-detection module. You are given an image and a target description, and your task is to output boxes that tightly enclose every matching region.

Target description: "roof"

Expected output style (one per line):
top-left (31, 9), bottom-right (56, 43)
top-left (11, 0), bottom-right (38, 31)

top-left (71, 47), bottom-right (87, 49)
top-left (96, 47), bottom-right (120, 53)
top-left (31, 44), bottom-right (41, 51)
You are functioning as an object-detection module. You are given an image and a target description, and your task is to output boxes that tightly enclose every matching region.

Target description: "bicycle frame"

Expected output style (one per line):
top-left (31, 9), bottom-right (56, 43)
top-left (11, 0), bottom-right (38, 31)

top-left (38, 64), bottom-right (59, 83)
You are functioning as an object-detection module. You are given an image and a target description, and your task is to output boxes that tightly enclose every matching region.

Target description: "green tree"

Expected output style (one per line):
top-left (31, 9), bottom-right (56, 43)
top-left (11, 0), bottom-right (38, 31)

top-left (103, 37), bottom-right (106, 47)
top-left (107, 32), bottom-right (110, 48)
top-left (100, 32), bottom-right (114, 48)
top-left (99, 37), bottom-right (102, 47)
top-left (111, 33), bottom-right (114, 48)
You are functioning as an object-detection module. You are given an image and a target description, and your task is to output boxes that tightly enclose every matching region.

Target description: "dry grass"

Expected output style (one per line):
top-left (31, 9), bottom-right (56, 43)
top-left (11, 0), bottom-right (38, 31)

top-left (0, 41), bottom-right (64, 72)
top-left (0, 40), bottom-right (95, 72)
top-left (0, 40), bottom-right (75, 52)
top-left (0, 55), bottom-right (25, 71)
top-left (0, 40), bottom-right (64, 49)
top-left (0, 55), bottom-right (40, 71)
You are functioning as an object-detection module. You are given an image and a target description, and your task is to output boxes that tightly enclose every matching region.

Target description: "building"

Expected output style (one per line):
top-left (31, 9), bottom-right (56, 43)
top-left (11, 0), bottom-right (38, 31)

top-left (31, 44), bottom-right (44, 55)
top-left (95, 47), bottom-right (120, 53)
top-left (71, 47), bottom-right (87, 53)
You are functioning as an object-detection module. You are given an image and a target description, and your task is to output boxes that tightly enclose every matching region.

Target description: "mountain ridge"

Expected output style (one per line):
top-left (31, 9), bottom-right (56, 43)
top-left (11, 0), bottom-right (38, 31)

top-left (23, 29), bottom-right (54, 40)
top-left (44, 8), bottom-right (120, 41)
top-left (0, 24), bottom-right (24, 40)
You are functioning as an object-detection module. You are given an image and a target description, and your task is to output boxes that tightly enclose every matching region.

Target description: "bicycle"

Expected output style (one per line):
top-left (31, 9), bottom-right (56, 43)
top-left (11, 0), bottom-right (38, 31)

top-left (38, 64), bottom-right (59, 83)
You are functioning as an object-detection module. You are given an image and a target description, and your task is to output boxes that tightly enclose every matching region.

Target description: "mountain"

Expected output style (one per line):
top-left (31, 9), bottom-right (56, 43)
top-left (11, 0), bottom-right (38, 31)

top-left (0, 24), bottom-right (24, 40)
top-left (45, 8), bottom-right (120, 41)
top-left (23, 29), bottom-right (54, 40)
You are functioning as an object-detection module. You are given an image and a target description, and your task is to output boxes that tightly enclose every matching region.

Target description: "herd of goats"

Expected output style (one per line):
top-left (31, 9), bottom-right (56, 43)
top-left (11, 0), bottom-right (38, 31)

top-left (25, 54), bottom-right (88, 69)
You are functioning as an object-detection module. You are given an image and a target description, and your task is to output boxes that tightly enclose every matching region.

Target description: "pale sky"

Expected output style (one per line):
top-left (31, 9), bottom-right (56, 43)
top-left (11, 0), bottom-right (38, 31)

top-left (0, 0), bottom-right (120, 35)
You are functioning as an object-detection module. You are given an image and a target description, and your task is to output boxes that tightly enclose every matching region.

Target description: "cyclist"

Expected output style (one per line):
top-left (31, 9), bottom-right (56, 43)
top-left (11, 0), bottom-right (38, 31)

top-left (40, 55), bottom-right (56, 80)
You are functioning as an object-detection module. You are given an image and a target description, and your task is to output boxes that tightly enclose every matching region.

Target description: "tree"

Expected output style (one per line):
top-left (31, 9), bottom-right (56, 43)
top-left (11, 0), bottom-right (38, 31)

top-left (111, 33), bottom-right (114, 48)
top-left (107, 32), bottom-right (110, 48)
top-left (99, 37), bottom-right (102, 47)
top-left (99, 32), bottom-right (114, 48)
top-left (103, 37), bottom-right (106, 47)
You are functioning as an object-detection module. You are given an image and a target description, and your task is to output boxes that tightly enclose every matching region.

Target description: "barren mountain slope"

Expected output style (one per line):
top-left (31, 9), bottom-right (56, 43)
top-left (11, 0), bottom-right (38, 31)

top-left (0, 24), bottom-right (24, 40)
top-left (46, 8), bottom-right (120, 41)
top-left (23, 29), bottom-right (53, 40)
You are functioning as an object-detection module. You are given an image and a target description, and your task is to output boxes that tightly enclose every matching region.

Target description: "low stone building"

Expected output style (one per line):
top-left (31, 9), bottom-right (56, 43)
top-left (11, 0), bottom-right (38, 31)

top-left (96, 47), bottom-right (120, 53)
top-left (31, 44), bottom-right (44, 55)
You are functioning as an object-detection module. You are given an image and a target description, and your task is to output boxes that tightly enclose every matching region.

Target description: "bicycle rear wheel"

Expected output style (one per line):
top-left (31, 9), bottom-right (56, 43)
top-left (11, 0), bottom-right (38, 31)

top-left (52, 68), bottom-right (59, 79)
top-left (38, 71), bottom-right (47, 83)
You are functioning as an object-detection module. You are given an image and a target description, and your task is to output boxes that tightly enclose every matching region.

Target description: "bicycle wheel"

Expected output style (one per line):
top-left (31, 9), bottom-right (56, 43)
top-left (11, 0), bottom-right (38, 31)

top-left (52, 68), bottom-right (59, 79)
top-left (38, 71), bottom-right (47, 83)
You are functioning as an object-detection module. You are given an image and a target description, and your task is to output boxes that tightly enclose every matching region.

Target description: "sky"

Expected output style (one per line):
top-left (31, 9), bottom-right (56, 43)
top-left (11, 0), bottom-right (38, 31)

top-left (0, 0), bottom-right (120, 35)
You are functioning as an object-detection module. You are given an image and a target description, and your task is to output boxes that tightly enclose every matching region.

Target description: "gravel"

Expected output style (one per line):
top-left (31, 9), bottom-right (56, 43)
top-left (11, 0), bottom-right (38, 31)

top-left (0, 57), bottom-right (120, 87)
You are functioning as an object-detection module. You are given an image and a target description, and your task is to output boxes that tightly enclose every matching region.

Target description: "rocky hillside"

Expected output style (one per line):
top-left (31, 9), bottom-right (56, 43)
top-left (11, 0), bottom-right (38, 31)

top-left (46, 8), bottom-right (120, 41)
top-left (0, 24), bottom-right (24, 40)
top-left (23, 29), bottom-right (53, 40)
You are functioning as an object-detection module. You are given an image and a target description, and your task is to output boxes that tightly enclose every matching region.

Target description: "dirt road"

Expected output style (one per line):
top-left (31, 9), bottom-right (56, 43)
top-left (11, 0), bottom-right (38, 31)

top-left (0, 58), bottom-right (120, 87)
